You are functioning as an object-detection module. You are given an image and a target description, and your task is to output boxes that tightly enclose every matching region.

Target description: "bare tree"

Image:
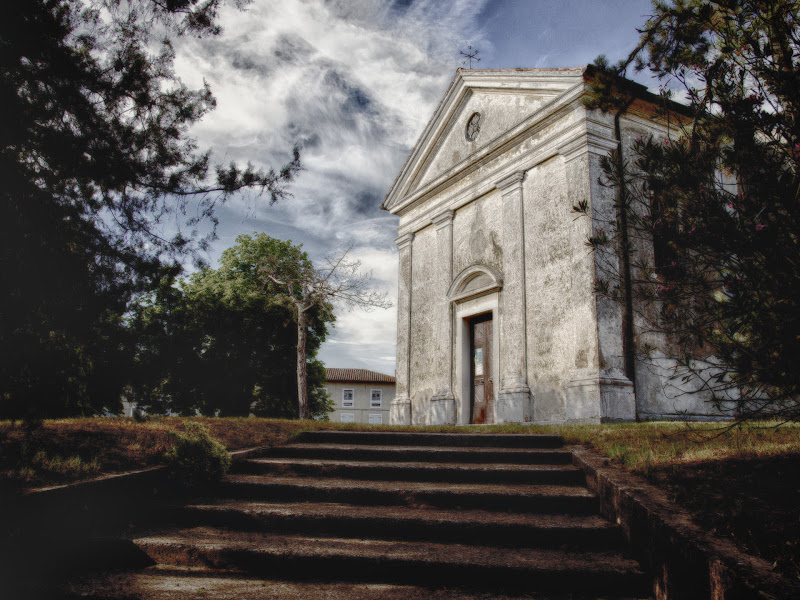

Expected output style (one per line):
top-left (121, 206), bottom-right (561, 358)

top-left (260, 243), bottom-right (391, 419)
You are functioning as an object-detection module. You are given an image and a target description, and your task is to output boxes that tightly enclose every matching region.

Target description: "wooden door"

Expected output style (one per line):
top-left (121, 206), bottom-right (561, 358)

top-left (470, 314), bottom-right (493, 424)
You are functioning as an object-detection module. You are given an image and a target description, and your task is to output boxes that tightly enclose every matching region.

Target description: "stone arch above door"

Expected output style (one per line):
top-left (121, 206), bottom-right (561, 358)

top-left (447, 264), bottom-right (503, 304)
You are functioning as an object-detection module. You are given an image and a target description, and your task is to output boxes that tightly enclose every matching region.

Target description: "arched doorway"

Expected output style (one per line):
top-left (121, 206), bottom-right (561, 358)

top-left (448, 265), bottom-right (503, 425)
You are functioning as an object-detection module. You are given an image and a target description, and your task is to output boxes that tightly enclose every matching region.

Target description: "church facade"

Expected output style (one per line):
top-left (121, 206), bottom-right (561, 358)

top-left (382, 67), bottom-right (724, 426)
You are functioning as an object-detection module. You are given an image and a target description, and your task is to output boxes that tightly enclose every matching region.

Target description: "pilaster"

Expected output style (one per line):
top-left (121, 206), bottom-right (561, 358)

top-left (560, 119), bottom-right (636, 422)
top-left (429, 209), bottom-right (456, 424)
top-left (496, 171), bottom-right (533, 423)
top-left (390, 233), bottom-right (414, 425)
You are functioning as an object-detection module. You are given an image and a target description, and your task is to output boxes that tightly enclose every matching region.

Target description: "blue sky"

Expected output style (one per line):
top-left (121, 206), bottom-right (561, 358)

top-left (172, 0), bottom-right (656, 376)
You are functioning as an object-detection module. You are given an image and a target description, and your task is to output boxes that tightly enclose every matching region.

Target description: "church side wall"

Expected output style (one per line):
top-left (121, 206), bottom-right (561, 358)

top-left (619, 115), bottom-right (730, 418)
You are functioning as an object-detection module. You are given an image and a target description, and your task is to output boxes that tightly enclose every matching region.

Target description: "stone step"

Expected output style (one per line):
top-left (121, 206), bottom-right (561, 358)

top-left (233, 457), bottom-right (587, 485)
top-left (157, 500), bottom-right (623, 549)
top-left (220, 474), bottom-right (600, 514)
top-left (60, 564), bottom-right (651, 600)
top-left (269, 443), bottom-right (575, 464)
top-left (128, 527), bottom-right (649, 596)
top-left (293, 431), bottom-right (564, 448)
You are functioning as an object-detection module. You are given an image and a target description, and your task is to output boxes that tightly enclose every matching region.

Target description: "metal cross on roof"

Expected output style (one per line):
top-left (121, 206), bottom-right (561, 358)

top-left (459, 45), bottom-right (480, 69)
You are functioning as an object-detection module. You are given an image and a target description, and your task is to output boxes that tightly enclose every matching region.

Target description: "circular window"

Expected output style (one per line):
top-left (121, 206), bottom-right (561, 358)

top-left (465, 112), bottom-right (482, 141)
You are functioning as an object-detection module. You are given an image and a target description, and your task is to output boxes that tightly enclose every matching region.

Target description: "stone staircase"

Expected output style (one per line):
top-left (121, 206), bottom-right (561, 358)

top-left (60, 431), bottom-right (652, 599)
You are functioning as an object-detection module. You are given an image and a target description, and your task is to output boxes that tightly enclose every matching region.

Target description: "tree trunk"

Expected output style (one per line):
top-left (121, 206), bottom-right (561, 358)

top-left (296, 304), bottom-right (309, 420)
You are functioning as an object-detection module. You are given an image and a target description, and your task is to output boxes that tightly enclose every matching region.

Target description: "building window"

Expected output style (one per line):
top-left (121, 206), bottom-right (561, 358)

top-left (342, 389), bottom-right (354, 408)
top-left (368, 413), bottom-right (383, 425)
top-left (341, 413), bottom-right (355, 423)
top-left (370, 389), bottom-right (382, 408)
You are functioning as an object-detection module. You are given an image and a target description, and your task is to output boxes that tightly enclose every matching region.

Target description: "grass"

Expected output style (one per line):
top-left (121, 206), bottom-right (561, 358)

top-left (2, 417), bottom-right (799, 578)
top-left (0, 417), bottom-right (309, 492)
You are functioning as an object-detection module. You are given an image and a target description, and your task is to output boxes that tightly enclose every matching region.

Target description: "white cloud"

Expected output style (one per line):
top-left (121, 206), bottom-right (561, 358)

top-left (171, 0), bottom-right (490, 373)
top-left (169, 0), bottom-right (651, 375)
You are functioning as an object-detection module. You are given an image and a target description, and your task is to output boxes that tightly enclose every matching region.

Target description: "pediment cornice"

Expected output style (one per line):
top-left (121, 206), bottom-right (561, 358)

top-left (381, 68), bottom-right (588, 215)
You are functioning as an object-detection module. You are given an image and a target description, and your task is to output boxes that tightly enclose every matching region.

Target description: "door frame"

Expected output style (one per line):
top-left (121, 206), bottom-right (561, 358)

top-left (454, 294), bottom-right (499, 425)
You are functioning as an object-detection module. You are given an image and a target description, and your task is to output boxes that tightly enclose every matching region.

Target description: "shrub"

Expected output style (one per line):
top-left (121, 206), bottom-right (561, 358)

top-left (164, 422), bottom-right (231, 487)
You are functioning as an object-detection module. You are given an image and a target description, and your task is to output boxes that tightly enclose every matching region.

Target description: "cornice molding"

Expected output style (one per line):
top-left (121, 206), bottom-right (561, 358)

top-left (431, 209), bottom-right (455, 230)
top-left (558, 131), bottom-right (619, 163)
top-left (395, 233), bottom-right (414, 251)
top-left (495, 171), bottom-right (525, 193)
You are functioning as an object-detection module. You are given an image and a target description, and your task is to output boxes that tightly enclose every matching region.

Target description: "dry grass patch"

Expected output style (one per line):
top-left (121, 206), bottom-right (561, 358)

top-left (536, 420), bottom-right (800, 580)
top-left (0, 417), bottom-right (308, 492)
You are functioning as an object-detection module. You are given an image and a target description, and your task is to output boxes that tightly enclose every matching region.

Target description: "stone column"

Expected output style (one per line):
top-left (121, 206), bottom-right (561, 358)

top-left (496, 171), bottom-right (533, 423)
top-left (560, 123), bottom-right (636, 422)
top-left (390, 233), bottom-right (414, 424)
top-left (429, 209), bottom-right (456, 424)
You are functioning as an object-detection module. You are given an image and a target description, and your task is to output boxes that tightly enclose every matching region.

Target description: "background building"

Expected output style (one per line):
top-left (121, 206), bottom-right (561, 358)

top-left (324, 368), bottom-right (395, 424)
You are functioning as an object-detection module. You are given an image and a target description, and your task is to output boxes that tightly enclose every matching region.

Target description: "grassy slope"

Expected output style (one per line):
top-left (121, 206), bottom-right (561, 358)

top-left (1, 417), bottom-right (798, 578)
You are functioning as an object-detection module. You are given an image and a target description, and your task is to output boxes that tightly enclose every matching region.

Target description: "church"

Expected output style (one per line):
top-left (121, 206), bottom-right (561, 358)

top-left (382, 67), bottom-right (725, 426)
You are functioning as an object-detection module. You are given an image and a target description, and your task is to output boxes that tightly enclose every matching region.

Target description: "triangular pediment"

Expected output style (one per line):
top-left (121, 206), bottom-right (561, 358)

top-left (382, 67), bottom-right (588, 214)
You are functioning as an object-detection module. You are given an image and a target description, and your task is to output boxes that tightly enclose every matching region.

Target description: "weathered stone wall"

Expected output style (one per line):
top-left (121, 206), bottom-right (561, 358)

top-left (452, 190), bottom-right (504, 280)
top-left (408, 225), bottom-right (438, 424)
top-left (523, 155), bottom-right (577, 423)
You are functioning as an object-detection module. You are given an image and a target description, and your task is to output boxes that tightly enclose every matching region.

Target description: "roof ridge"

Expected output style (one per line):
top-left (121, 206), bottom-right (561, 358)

top-left (325, 367), bottom-right (396, 384)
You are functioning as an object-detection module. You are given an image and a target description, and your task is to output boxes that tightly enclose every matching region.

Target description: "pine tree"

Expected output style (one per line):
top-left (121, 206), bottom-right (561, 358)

top-left (0, 1), bottom-right (300, 419)
top-left (579, 1), bottom-right (800, 420)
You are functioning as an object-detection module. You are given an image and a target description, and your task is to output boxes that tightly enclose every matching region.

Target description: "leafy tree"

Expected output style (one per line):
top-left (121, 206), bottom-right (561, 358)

top-left (128, 234), bottom-right (334, 418)
top-left (578, 1), bottom-right (800, 420)
top-left (1, 1), bottom-right (300, 419)
top-left (258, 240), bottom-right (391, 420)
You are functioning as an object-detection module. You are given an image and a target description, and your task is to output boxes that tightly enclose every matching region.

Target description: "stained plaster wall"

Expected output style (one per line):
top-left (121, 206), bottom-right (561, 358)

top-left (523, 155), bottom-right (584, 423)
top-left (409, 224), bottom-right (438, 424)
top-left (452, 190), bottom-right (504, 276)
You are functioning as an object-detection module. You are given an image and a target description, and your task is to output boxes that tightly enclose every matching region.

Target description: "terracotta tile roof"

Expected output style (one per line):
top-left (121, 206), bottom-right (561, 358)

top-left (325, 368), bottom-right (396, 384)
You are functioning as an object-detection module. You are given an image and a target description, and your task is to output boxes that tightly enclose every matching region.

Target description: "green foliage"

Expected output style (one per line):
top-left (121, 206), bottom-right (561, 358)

top-left (128, 234), bottom-right (334, 418)
top-left (583, 0), bottom-right (800, 421)
top-left (0, 2), bottom-right (300, 421)
top-left (251, 360), bottom-right (334, 418)
top-left (164, 422), bottom-right (231, 487)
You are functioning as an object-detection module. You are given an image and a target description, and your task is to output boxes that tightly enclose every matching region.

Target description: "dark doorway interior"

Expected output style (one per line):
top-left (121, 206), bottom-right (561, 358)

top-left (470, 313), bottom-right (493, 424)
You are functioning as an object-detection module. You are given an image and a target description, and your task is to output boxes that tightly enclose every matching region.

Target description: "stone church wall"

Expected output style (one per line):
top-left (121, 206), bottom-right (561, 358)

top-left (523, 156), bottom-right (577, 423)
top-left (409, 224), bottom-right (438, 424)
top-left (452, 190), bottom-right (504, 281)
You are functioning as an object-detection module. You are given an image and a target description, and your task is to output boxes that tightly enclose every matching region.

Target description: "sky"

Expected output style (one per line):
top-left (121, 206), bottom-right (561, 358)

top-left (172, 0), bottom-right (657, 376)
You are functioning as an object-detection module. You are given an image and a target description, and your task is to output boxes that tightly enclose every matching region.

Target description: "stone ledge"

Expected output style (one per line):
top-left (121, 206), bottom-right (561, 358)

top-left (571, 447), bottom-right (798, 600)
top-left (1, 444), bottom-right (273, 541)
top-left (18, 444), bottom-right (270, 497)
